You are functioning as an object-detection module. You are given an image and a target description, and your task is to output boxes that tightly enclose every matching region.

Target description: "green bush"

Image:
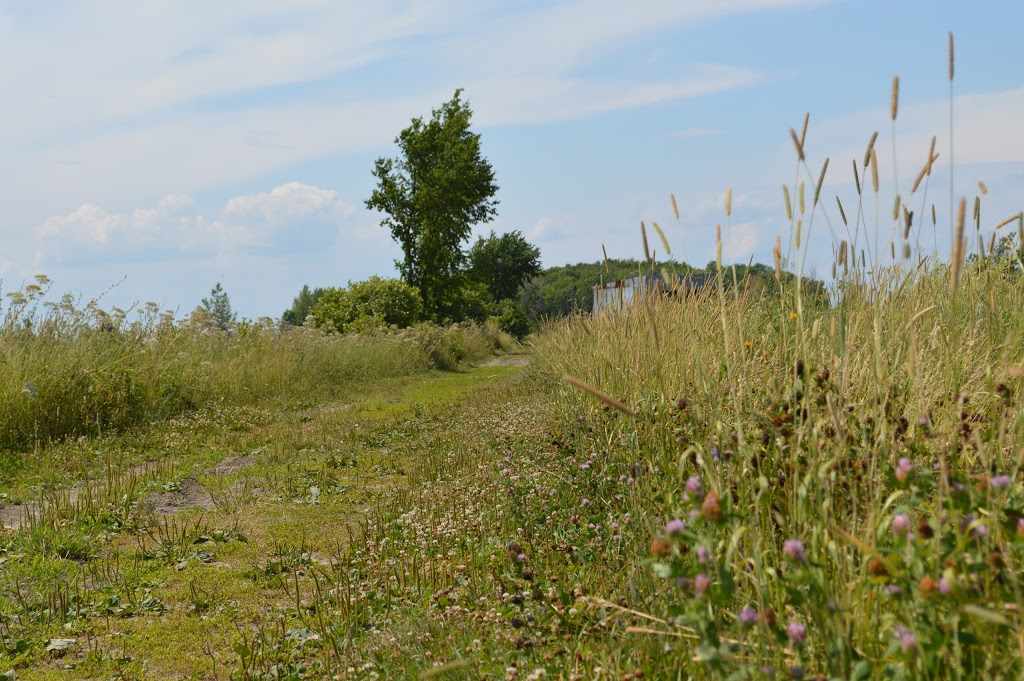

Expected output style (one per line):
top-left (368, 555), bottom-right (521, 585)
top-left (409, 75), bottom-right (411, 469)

top-left (488, 299), bottom-right (530, 339)
top-left (310, 277), bottom-right (421, 333)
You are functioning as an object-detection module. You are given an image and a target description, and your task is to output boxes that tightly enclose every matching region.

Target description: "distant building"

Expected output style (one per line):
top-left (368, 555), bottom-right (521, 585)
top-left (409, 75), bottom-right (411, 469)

top-left (592, 272), bottom-right (714, 316)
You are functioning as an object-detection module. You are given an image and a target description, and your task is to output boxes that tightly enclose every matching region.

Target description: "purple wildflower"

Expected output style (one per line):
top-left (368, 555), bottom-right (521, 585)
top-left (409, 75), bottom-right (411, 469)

top-left (711, 446), bottom-right (721, 460)
top-left (665, 518), bottom-right (686, 535)
top-left (884, 584), bottom-right (903, 596)
top-left (961, 514), bottom-right (987, 538)
top-left (696, 545), bottom-right (710, 564)
top-left (895, 457), bottom-right (913, 483)
top-left (783, 539), bottom-right (806, 561)
top-left (786, 621), bottom-right (806, 645)
top-left (938, 578), bottom-right (952, 595)
top-left (581, 498), bottom-right (590, 507)
top-left (990, 475), bottom-right (1012, 489)
top-left (685, 476), bottom-right (704, 499)
top-left (626, 477), bottom-right (635, 486)
top-left (789, 668), bottom-right (805, 680)
top-left (891, 514), bottom-right (911, 537)
top-left (694, 573), bottom-right (710, 597)
top-left (894, 624), bottom-right (916, 653)
top-left (738, 607), bottom-right (758, 625)
top-left (517, 553), bottom-right (527, 562)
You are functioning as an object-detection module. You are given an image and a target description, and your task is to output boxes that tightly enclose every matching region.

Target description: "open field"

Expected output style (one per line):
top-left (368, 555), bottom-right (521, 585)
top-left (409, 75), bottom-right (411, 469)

top-left (2, 34), bottom-right (1024, 680)
top-left (3, 249), bottom-right (1023, 680)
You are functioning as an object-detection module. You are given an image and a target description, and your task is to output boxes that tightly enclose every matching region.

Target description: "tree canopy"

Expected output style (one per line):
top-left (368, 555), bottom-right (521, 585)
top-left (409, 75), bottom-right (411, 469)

top-left (466, 230), bottom-right (541, 302)
top-left (366, 90), bottom-right (499, 322)
top-left (282, 284), bottom-right (326, 326)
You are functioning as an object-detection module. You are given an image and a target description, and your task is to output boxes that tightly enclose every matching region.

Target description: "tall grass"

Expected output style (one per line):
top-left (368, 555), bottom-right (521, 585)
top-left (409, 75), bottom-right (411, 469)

top-left (0, 280), bottom-right (509, 454)
top-left (533, 49), bottom-right (1024, 675)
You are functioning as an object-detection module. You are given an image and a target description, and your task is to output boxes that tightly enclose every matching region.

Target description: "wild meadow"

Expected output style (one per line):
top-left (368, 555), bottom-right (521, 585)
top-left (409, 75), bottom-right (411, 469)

top-left (1, 36), bottom-right (1023, 681)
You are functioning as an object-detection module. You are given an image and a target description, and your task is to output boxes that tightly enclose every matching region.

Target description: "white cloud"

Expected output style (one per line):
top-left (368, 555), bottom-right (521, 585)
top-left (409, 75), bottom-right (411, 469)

top-left (526, 217), bottom-right (555, 241)
top-left (722, 220), bottom-right (760, 259)
top-left (811, 87), bottom-right (1024, 185)
top-left (0, 0), bottom-right (829, 227)
top-left (224, 182), bottom-right (354, 222)
top-left (32, 182), bottom-right (368, 267)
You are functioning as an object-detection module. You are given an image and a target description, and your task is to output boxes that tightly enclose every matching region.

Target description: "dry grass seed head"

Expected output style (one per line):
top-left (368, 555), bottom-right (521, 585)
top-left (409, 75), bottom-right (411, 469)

top-left (790, 128), bottom-right (805, 161)
top-left (870, 148), bottom-right (880, 193)
top-left (891, 75), bottom-right (900, 120)
top-left (864, 131), bottom-right (878, 167)
top-left (952, 197), bottom-right (966, 293)
top-left (949, 32), bottom-right (955, 81)
top-left (814, 158), bottom-right (829, 207)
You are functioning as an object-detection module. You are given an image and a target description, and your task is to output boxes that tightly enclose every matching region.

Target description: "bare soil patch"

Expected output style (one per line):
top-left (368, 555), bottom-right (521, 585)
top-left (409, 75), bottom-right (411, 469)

top-left (207, 452), bottom-right (256, 476)
top-left (142, 476), bottom-right (214, 515)
top-left (479, 354), bottom-right (532, 368)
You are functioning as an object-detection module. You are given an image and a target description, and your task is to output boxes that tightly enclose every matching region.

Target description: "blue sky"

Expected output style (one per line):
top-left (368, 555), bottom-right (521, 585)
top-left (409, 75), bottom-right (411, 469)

top-left (1, 0), bottom-right (1022, 318)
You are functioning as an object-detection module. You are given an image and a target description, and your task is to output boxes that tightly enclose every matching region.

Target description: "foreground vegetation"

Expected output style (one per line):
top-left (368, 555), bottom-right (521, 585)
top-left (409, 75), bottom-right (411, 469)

top-left (0, 281), bottom-right (511, 456)
top-left (2, 255), bottom-right (1023, 679)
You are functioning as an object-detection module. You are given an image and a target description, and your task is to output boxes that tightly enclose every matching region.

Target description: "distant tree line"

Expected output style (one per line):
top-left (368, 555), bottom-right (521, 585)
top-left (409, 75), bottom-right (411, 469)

top-left (281, 229), bottom-right (540, 338)
top-left (520, 258), bottom-right (825, 324)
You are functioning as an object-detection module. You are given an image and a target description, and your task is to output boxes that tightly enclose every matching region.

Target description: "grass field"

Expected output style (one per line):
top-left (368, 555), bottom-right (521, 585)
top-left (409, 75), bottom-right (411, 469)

top-left (3, 47), bottom-right (1024, 681)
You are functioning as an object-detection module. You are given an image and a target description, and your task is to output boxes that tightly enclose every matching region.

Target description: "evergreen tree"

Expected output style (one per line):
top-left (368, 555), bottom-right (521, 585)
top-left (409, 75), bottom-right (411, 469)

top-left (282, 285), bottom-right (326, 326)
top-left (201, 282), bottom-right (236, 332)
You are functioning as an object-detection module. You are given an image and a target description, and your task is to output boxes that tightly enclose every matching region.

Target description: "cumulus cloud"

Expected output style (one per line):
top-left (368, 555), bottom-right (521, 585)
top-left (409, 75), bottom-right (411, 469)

top-left (33, 182), bottom-right (365, 267)
top-left (526, 217), bottom-right (555, 241)
top-left (224, 182), bottom-right (354, 222)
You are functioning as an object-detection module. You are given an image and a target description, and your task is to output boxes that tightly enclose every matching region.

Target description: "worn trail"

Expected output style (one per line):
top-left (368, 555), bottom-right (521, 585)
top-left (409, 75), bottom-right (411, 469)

top-left (0, 357), bottom-right (529, 680)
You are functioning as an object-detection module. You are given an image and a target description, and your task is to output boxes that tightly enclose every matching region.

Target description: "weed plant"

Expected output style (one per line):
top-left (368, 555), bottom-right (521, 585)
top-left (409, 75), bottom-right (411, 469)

top-left (0, 287), bottom-right (511, 454)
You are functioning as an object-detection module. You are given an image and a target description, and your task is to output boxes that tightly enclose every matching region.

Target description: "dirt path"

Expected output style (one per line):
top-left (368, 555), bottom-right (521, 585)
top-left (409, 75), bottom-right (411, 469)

top-left (479, 352), bottom-right (532, 367)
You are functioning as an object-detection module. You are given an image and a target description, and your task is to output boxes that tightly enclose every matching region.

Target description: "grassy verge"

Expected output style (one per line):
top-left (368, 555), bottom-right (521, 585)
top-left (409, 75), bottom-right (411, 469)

top-left (0, 360), bottom-right (529, 679)
top-left (0, 280), bottom-right (512, 456)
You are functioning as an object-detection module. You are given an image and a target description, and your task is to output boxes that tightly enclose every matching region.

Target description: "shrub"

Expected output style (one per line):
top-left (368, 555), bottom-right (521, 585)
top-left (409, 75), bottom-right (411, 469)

top-left (309, 277), bottom-right (421, 333)
top-left (488, 299), bottom-right (531, 339)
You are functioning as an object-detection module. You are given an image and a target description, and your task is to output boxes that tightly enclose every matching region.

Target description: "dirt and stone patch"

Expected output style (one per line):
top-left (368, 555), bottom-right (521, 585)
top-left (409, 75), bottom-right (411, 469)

top-left (142, 476), bottom-right (214, 515)
top-left (206, 452), bottom-right (257, 476)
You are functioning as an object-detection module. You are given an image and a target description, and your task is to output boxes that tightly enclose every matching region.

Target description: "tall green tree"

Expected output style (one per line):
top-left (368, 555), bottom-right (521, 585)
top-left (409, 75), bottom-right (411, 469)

top-left (201, 282), bottom-right (236, 332)
top-left (467, 230), bottom-right (541, 301)
top-left (282, 284), bottom-right (326, 326)
top-left (366, 90), bottom-right (499, 321)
